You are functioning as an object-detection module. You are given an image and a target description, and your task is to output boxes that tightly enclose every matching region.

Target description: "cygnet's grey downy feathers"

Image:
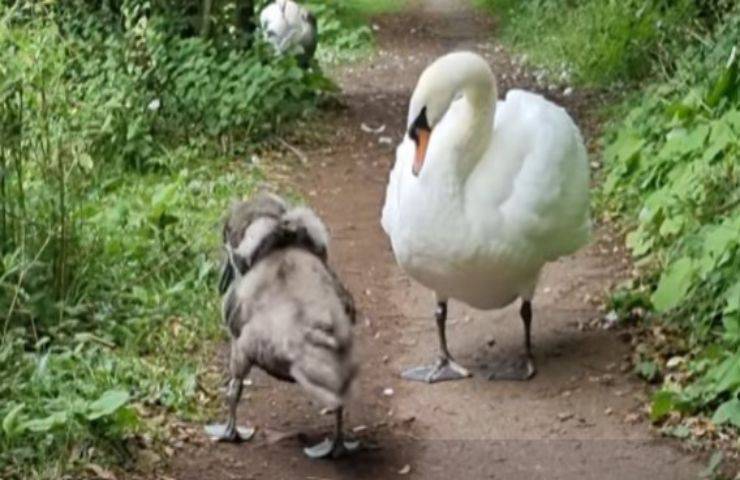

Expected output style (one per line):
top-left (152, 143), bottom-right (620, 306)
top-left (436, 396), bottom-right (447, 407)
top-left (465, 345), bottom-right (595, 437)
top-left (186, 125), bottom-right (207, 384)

top-left (208, 193), bottom-right (359, 458)
top-left (219, 192), bottom-right (287, 293)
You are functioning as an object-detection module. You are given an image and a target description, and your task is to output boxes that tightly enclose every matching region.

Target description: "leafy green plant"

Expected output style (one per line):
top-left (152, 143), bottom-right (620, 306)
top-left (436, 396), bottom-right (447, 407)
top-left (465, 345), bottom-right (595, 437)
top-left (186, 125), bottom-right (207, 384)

top-left (599, 10), bottom-right (740, 425)
top-left (0, 0), bottom-right (376, 476)
top-left (476, 0), bottom-right (700, 86)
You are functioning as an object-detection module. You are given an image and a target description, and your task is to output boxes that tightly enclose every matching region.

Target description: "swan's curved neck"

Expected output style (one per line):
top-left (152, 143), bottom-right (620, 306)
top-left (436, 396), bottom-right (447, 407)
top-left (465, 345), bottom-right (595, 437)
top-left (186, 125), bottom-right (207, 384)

top-left (459, 77), bottom-right (495, 171)
top-left (413, 53), bottom-right (497, 180)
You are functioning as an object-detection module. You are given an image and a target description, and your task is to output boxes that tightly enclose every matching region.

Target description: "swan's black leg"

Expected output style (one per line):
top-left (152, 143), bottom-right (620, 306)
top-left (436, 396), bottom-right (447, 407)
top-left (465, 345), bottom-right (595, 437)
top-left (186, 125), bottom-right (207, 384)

top-left (436, 301), bottom-right (452, 358)
top-left (205, 360), bottom-right (256, 441)
top-left (402, 300), bottom-right (472, 383)
top-left (303, 407), bottom-right (360, 459)
top-left (484, 299), bottom-right (537, 381)
top-left (521, 300), bottom-right (533, 358)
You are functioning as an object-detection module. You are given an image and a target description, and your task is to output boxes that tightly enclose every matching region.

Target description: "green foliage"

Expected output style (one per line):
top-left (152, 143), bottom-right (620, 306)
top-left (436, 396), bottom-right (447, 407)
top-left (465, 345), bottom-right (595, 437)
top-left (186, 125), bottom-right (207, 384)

top-left (712, 398), bottom-right (740, 428)
top-left (600, 10), bottom-right (740, 425)
top-left (479, 0), bottom-right (739, 429)
top-left (334, 0), bottom-right (407, 17)
top-left (0, 153), bottom-right (258, 477)
top-left (301, 0), bottom-right (406, 64)
top-left (0, 0), bottom-right (374, 476)
top-left (476, 0), bottom-right (705, 86)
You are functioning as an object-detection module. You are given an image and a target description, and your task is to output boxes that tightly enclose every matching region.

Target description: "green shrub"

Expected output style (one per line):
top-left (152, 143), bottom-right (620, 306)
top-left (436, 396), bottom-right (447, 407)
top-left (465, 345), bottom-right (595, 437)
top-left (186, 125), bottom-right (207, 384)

top-left (600, 10), bottom-right (739, 425)
top-left (0, 0), bottom-right (328, 333)
top-left (0, 0), bottom-right (367, 476)
top-left (477, 0), bottom-right (698, 86)
top-left (304, 0), bottom-right (406, 63)
top-left (480, 0), bottom-right (739, 431)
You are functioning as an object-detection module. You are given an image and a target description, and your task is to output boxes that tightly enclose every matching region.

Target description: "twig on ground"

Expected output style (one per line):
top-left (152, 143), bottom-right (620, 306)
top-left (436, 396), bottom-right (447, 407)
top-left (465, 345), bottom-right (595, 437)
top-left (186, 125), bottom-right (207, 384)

top-left (277, 137), bottom-right (309, 165)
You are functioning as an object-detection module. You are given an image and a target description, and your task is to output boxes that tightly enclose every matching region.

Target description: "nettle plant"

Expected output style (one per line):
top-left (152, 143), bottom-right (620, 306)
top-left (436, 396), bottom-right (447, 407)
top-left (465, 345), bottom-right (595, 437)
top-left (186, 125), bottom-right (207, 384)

top-left (600, 12), bottom-right (739, 426)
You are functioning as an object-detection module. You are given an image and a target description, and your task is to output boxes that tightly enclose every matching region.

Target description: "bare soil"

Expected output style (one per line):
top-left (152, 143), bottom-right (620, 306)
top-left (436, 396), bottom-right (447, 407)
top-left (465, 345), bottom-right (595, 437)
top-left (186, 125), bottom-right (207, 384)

top-left (170, 1), bottom-right (705, 478)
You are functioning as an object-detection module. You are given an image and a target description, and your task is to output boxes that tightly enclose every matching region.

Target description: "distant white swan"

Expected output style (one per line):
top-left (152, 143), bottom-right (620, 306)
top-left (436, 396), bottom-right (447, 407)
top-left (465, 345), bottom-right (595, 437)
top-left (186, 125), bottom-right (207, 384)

top-left (259, 0), bottom-right (317, 67)
top-left (382, 51), bottom-right (591, 383)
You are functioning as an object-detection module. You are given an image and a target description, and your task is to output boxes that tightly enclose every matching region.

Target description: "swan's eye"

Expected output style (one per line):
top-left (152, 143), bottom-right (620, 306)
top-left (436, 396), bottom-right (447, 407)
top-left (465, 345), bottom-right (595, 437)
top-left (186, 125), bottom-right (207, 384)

top-left (409, 127), bottom-right (419, 143)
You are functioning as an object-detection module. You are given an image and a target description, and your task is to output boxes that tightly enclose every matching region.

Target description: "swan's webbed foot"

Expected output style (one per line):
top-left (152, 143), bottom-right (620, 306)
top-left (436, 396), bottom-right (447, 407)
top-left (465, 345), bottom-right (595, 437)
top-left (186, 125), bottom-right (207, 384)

top-left (303, 437), bottom-right (361, 459)
top-left (481, 355), bottom-right (536, 381)
top-left (204, 423), bottom-right (256, 442)
top-left (206, 375), bottom-right (254, 442)
top-left (304, 406), bottom-right (359, 459)
top-left (481, 299), bottom-right (537, 381)
top-left (402, 356), bottom-right (472, 383)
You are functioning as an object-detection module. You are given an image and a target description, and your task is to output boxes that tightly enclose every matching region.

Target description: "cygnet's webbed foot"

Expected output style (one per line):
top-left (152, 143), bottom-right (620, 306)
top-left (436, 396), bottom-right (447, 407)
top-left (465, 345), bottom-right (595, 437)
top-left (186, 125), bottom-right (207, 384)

top-left (402, 356), bottom-right (472, 383)
top-left (481, 355), bottom-right (536, 381)
top-left (204, 423), bottom-right (256, 442)
top-left (303, 437), bottom-right (361, 459)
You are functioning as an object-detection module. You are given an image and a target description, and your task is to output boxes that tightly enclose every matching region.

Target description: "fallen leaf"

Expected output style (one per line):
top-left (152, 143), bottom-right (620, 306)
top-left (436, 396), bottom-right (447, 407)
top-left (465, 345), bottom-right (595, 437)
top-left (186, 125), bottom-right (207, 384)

top-left (665, 356), bottom-right (685, 369)
top-left (557, 412), bottom-right (574, 422)
top-left (399, 415), bottom-right (416, 425)
top-left (360, 123), bottom-right (386, 134)
top-left (138, 449), bottom-right (162, 468)
top-left (624, 413), bottom-right (641, 424)
top-left (264, 428), bottom-right (299, 445)
top-left (86, 463), bottom-right (117, 480)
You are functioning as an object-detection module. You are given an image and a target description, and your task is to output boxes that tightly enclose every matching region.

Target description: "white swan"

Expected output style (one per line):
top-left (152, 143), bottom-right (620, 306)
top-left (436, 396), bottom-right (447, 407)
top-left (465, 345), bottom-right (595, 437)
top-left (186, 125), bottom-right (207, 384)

top-left (259, 0), bottom-right (317, 68)
top-left (381, 51), bottom-right (590, 383)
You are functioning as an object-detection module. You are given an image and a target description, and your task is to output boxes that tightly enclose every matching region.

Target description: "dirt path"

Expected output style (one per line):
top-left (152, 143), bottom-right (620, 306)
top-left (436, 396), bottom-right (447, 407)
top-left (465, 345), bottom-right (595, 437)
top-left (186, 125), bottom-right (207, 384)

top-left (171, 1), bottom-right (705, 478)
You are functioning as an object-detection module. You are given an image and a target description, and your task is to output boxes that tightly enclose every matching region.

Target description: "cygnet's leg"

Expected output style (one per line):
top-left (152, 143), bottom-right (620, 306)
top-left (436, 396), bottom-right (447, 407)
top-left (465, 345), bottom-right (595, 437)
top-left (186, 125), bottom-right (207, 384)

top-left (402, 300), bottom-right (472, 383)
top-left (485, 299), bottom-right (537, 381)
top-left (205, 360), bottom-right (256, 442)
top-left (304, 407), bottom-right (360, 459)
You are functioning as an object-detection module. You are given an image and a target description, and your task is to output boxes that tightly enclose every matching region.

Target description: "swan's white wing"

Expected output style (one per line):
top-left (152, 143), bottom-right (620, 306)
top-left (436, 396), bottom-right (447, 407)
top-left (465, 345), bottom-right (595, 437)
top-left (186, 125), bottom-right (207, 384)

top-left (260, 2), bottom-right (290, 50)
top-left (381, 136), bottom-right (415, 238)
top-left (492, 90), bottom-right (591, 260)
top-left (282, 0), bottom-right (303, 25)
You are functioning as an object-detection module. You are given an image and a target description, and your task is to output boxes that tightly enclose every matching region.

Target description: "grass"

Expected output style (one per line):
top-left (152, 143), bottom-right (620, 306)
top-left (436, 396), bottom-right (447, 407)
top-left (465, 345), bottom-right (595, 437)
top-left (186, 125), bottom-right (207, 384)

top-left (312, 0), bottom-right (408, 64)
top-left (0, 150), bottom-right (264, 479)
top-left (475, 0), bottom-right (697, 87)
top-left (339, 0), bottom-right (408, 18)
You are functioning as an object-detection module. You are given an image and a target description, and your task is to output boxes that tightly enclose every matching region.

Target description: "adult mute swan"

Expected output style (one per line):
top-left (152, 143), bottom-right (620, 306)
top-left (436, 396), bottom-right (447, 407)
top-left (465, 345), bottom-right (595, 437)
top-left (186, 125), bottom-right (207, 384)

top-left (259, 0), bottom-right (318, 68)
top-left (207, 193), bottom-right (359, 459)
top-left (381, 51), bottom-right (590, 383)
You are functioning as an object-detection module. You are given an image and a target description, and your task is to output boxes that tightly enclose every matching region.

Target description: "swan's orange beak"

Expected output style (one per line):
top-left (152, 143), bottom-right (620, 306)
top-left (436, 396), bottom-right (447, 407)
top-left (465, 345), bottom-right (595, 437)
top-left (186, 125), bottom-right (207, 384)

top-left (413, 128), bottom-right (431, 176)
